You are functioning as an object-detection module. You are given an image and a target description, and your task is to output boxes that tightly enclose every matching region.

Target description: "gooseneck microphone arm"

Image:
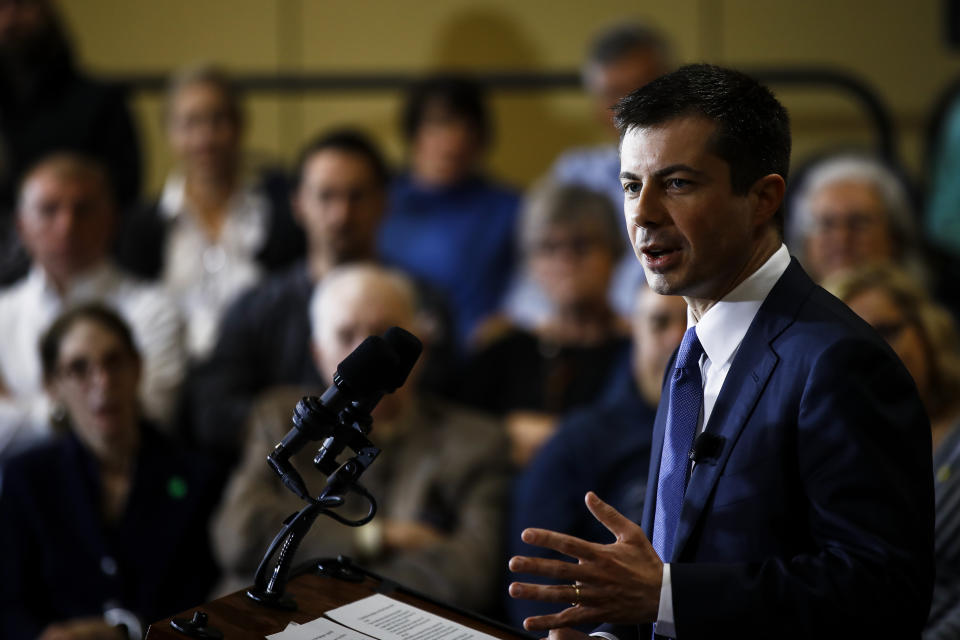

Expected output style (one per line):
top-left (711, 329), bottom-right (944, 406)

top-left (247, 327), bottom-right (422, 610)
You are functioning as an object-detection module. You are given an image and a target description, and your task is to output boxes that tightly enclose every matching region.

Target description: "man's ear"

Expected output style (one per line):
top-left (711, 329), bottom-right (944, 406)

top-left (750, 173), bottom-right (786, 227)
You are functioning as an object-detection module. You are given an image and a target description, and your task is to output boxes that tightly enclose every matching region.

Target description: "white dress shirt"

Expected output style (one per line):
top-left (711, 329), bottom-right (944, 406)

top-left (158, 173), bottom-right (269, 360)
top-left (654, 244), bottom-right (791, 637)
top-left (0, 262), bottom-right (186, 458)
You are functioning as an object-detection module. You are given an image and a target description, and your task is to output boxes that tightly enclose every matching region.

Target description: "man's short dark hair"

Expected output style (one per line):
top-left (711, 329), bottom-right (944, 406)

top-left (614, 63), bottom-right (791, 230)
top-left (292, 128), bottom-right (390, 191)
top-left (401, 74), bottom-right (490, 147)
top-left (586, 21), bottom-right (671, 69)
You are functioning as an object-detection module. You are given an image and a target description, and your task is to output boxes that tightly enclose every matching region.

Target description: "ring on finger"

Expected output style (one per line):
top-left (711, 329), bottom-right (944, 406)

top-left (570, 581), bottom-right (582, 607)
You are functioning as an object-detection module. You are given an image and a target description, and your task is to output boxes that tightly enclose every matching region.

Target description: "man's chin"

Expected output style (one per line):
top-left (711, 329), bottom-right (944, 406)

top-left (643, 272), bottom-right (683, 296)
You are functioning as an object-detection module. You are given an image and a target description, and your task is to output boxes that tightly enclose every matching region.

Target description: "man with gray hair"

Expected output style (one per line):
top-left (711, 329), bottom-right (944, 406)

top-left (211, 263), bottom-right (509, 614)
top-left (0, 153), bottom-right (185, 458)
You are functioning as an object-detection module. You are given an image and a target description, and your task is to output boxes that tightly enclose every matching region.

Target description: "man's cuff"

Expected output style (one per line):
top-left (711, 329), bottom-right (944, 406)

top-left (590, 632), bottom-right (620, 640)
top-left (653, 563), bottom-right (676, 638)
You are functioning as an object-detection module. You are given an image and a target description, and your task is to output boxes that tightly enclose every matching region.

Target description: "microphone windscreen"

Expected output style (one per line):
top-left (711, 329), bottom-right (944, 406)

top-left (382, 327), bottom-right (423, 390)
top-left (336, 335), bottom-right (401, 396)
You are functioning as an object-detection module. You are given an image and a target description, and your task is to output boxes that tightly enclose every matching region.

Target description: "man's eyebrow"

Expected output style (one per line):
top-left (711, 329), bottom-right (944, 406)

top-left (619, 164), bottom-right (707, 181)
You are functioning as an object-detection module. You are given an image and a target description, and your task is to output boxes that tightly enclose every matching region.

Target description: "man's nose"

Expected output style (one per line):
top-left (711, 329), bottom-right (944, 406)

top-left (627, 186), bottom-right (669, 230)
top-left (51, 207), bottom-right (79, 237)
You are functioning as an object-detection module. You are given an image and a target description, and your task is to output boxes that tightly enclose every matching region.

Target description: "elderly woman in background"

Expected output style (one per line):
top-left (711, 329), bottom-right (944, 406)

top-left (0, 304), bottom-right (222, 640)
top-left (826, 265), bottom-right (960, 640)
top-left (787, 154), bottom-right (927, 285)
top-left (459, 182), bottom-right (630, 466)
top-left (117, 65), bottom-right (304, 361)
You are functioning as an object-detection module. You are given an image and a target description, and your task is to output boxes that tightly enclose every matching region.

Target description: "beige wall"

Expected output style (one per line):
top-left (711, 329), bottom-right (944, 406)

top-left (57, 0), bottom-right (960, 195)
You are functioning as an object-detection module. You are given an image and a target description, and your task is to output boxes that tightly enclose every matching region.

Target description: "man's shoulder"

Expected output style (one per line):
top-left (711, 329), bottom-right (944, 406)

top-left (237, 262), bottom-right (309, 307)
top-left (759, 260), bottom-right (882, 352)
top-left (105, 266), bottom-right (181, 326)
top-left (776, 274), bottom-right (884, 353)
top-left (0, 272), bottom-right (32, 308)
top-left (223, 262), bottom-right (310, 324)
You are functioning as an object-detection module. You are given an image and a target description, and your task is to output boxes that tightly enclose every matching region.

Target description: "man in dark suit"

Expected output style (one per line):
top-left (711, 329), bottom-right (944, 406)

top-left (508, 63), bottom-right (934, 638)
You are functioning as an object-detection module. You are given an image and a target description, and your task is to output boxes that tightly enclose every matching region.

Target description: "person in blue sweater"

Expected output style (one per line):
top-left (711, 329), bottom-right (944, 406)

top-left (378, 74), bottom-right (520, 350)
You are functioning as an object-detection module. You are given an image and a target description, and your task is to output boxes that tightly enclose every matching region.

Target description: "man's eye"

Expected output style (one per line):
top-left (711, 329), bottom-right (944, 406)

top-left (667, 178), bottom-right (690, 189)
top-left (622, 182), bottom-right (641, 194)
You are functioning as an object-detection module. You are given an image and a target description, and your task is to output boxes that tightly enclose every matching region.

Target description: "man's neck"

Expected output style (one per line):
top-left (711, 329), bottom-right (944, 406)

top-left (43, 260), bottom-right (104, 297)
top-left (685, 232), bottom-right (781, 322)
top-left (306, 247), bottom-right (377, 283)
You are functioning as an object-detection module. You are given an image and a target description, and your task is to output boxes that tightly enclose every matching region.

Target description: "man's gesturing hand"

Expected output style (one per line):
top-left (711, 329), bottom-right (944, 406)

top-left (507, 491), bottom-right (663, 631)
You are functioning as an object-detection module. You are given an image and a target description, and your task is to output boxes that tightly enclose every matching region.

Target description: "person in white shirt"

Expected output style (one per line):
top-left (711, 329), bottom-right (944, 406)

top-left (116, 65), bottom-right (304, 361)
top-left (0, 153), bottom-right (185, 458)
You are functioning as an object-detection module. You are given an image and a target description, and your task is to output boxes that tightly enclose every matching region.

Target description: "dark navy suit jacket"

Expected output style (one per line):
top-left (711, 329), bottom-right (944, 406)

top-left (602, 259), bottom-right (934, 639)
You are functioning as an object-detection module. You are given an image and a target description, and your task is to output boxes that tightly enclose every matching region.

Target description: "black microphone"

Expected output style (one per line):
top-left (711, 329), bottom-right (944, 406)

top-left (688, 432), bottom-right (725, 464)
top-left (313, 326), bottom-right (423, 475)
top-left (267, 328), bottom-right (423, 500)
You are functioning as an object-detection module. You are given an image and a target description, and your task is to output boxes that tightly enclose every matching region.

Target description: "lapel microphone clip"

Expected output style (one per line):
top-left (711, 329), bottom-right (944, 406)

top-left (689, 432), bottom-right (726, 464)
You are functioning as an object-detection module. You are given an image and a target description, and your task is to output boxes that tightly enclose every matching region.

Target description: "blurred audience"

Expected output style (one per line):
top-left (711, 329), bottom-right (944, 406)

top-left (0, 304), bottom-right (221, 640)
top-left (211, 264), bottom-right (510, 613)
top-left (459, 182), bottom-right (630, 467)
top-left (117, 64), bottom-right (304, 360)
top-left (0, 0), bottom-right (141, 285)
top-left (185, 129), bottom-right (455, 454)
top-left (506, 285), bottom-right (686, 627)
top-left (786, 153), bottom-right (927, 285)
top-left (826, 264), bottom-right (960, 639)
top-left (377, 74), bottom-right (519, 349)
top-left (506, 21), bottom-right (672, 325)
top-left (0, 153), bottom-right (185, 458)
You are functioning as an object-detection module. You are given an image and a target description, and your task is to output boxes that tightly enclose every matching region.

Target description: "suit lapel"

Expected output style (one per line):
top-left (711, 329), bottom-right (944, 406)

top-left (670, 259), bottom-right (815, 559)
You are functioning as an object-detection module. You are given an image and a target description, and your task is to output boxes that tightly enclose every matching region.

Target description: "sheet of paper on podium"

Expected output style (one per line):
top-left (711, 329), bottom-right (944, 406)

top-left (324, 593), bottom-right (499, 640)
top-left (267, 616), bottom-right (376, 640)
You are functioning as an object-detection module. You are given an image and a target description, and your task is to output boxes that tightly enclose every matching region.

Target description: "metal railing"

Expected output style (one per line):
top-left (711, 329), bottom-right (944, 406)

top-left (109, 65), bottom-right (897, 159)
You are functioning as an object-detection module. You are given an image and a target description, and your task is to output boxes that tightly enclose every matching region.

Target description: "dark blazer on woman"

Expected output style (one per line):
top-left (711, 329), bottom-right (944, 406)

top-left (0, 425), bottom-right (224, 638)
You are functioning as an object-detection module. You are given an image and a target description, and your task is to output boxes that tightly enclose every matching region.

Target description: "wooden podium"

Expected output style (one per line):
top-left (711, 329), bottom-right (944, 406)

top-left (145, 558), bottom-right (533, 640)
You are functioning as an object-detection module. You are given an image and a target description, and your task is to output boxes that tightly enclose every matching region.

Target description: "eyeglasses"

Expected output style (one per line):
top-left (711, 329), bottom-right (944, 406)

top-left (55, 351), bottom-right (134, 385)
top-left (810, 212), bottom-right (883, 235)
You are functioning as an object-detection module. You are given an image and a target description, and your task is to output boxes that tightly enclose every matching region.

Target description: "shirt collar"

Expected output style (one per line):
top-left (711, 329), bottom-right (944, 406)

top-left (690, 244), bottom-right (791, 369)
top-left (158, 172), bottom-right (264, 224)
top-left (26, 260), bottom-right (117, 302)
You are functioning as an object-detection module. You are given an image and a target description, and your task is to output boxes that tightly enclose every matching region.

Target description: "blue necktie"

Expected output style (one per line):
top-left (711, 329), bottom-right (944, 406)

top-left (652, 326), bottom-right (704, 562)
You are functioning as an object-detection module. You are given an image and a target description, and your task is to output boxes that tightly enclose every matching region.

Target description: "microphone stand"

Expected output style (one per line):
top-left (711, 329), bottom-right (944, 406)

top-left (246, 409), bottom-right (381, 610)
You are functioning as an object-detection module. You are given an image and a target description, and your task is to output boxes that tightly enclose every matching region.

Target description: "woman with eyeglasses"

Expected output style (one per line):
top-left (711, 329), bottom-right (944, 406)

top-left (459, 181), bottom-right (631, 467)
top-left (826, 264), bottom-right (960, 640)
top-left (0, 303), bottom-right (222, 640)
